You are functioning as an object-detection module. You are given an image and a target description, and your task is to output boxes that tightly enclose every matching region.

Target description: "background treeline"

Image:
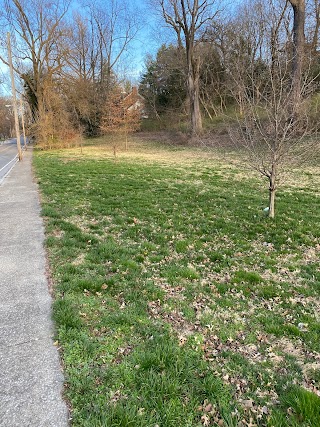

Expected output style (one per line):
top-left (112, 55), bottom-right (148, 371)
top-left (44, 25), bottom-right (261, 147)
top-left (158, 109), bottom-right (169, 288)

top-left (0, 0), bottom-right (319, 146)
top-left (0, 0), bottom-right (139, 146)
top-left (141, 0), bottom-right (320, 129)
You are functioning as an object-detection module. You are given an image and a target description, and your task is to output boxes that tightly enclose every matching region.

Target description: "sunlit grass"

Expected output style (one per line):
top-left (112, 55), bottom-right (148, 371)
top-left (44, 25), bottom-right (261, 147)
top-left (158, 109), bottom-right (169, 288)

top-left (34, 138), bottom-right (320, 426)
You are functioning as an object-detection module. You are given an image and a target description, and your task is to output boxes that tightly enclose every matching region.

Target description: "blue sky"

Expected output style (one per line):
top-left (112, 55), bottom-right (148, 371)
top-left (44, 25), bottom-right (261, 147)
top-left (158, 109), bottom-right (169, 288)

top-left (0, 0), bottom-right (240, 92)
top-left (115, 0), bottom-right (173, 82)
top-left (122, 0), bottom-right (240, 82)
top-left (69, 0), bottom-right (169, 83)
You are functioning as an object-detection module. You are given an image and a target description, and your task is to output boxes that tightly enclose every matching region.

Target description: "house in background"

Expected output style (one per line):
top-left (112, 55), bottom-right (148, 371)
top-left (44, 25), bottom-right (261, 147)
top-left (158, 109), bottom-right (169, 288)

top-left (123, 87), bottom-right (148, 119)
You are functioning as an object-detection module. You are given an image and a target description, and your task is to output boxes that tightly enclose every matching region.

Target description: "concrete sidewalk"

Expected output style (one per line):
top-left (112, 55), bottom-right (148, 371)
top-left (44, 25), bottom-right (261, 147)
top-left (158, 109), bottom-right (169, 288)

top-left (0, 149), bottom-right (69, 426)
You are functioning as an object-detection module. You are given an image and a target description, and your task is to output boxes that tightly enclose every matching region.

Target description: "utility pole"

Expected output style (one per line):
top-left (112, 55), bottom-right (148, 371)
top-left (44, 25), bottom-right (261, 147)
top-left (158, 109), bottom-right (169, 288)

top-left (7, 32), bottom-right (22, 161)
top-left (20, 97), bottom-right (27, 150)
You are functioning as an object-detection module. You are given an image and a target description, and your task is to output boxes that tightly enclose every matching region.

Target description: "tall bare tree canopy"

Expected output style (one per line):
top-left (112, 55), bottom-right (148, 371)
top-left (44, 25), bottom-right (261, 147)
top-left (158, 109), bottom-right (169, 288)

top-left (62, 1), bottom-right (139, 136)
top-left (159, 0), bottom-right (219, 134)
top-left (0, 0), bottom-right (70, 119)
top-left (0, 0), bottom-right (139, 142)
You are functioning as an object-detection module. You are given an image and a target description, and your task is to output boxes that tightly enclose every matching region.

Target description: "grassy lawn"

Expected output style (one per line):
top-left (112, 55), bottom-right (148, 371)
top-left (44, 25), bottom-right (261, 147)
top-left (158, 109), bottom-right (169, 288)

top-left (34, 137), bottom-right (320, 427)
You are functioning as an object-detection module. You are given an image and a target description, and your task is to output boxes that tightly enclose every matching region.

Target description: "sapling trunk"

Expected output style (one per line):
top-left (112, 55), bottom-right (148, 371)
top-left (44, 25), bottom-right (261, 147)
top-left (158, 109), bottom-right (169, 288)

top-left (269, 186), bottom-right (276, 218)
top-left (268, 162), bottom-right (277, 218)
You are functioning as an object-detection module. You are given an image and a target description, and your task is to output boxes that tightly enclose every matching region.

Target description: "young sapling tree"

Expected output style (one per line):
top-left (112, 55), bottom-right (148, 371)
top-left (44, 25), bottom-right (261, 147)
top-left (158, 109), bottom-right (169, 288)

top-left (101, 87), bottom-right (141, 156)
top-left (227, 0), bottom-right (319, 218)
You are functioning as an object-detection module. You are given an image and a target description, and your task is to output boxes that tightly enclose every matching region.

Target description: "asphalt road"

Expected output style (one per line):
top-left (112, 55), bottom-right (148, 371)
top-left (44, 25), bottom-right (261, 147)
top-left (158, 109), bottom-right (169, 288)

top-left (0, 138), bottom-right (27, 183)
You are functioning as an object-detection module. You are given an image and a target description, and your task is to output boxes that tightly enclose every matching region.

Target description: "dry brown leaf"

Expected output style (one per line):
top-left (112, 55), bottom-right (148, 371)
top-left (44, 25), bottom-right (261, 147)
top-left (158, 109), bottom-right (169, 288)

top-left (201, 414), bottom-right (210, 426)
top-left (204, 403), bottom-right (213, 412)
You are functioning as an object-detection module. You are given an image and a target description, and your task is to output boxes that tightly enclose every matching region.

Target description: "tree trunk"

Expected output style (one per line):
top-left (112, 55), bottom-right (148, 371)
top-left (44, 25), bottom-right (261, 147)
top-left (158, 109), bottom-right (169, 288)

top-left (187, 57), bottom-right (202, 135)
top-left (269, 187), bottom-right (276, 219)
top-left (125, 131), bottom-right (128, 151)
top-left (289, 0), bottom-right (305, 108)
top-left (268, 163), bottom-right (277, 219)
top-left (312, 0), bottom-right (320, 54)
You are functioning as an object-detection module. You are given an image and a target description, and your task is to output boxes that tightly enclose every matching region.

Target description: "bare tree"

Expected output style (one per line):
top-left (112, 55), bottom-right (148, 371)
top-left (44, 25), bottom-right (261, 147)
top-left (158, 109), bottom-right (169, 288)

top-left (229, 76), bottom-right (317, 218)
top-left (63, 12), bottom-right (106, 136)
top-left (0, 0), bottom-right (70, 121)
top-left (228, 10), bottom-right (319, 219)
top-left (63, 0), bottom-right (139, 136)
top-left (203, 0), bottom-right (289, 117)
top-left (100, 86), bottom-right (141, 155)
top-left (305, 0), bottom-right (320, 53)
top-left (158, 0), bottom-right (219, 134)
top-left (90, 0), bottom-right (139, 83)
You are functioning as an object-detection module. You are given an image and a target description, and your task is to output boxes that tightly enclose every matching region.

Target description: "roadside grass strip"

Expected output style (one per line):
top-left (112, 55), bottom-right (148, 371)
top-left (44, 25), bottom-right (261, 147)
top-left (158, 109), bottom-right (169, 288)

top-left (34, 140), bottom-right (320, 427)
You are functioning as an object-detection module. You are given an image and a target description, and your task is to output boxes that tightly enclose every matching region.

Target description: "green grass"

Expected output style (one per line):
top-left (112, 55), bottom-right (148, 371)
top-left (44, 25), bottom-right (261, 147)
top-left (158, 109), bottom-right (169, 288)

top-left (34, 138), bottom-right (320, 426)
